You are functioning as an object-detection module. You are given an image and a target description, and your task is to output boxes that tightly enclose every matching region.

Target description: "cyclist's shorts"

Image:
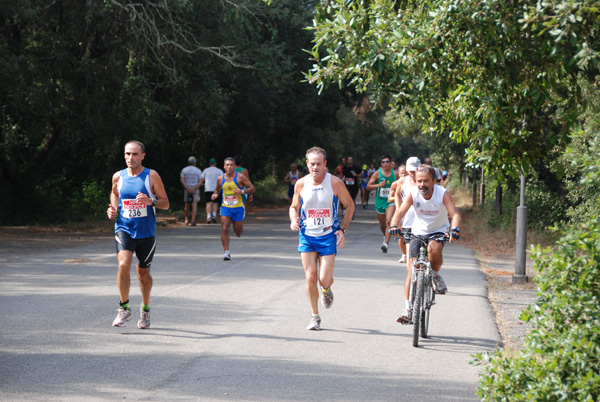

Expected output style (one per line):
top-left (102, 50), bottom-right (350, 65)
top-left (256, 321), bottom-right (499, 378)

top-left (220, 206), bottom-right (245, 222)
top-left (298, 231), bottom-right (337, 256)
top-left (115, 231), bottom-right (156, 268)
top-left (409, 232), bottom-right (445, 259)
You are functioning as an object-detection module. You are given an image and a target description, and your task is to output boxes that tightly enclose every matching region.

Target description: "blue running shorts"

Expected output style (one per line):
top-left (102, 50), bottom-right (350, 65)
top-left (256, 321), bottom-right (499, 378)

top-left (298, 231), bottom-right (337, 256)
top-left (220, 206), bottom-right (245, 222)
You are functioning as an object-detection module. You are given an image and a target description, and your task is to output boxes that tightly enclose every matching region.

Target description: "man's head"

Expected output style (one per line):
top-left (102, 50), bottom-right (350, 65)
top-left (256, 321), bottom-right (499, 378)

top-left (224, 157), bottom-right (236, 173)
top-left (391, 160), bottom-right (398, 170)
top-left (305, 146), bottom-right (328, 179)
top-left (290, 163), bottom-right (298, 171)
top-left (234, 155), bottom-right (243, 166)
top-left (188, 156), bottom-right (196, 166)
top-left (398, 165), bottom-right (407, 178)
top-left (124, 141), bottom-right (145, 170)
top-left (415, 164), bottom-right (436, 197)
top-left (340, 156), bottom-right (346, 165)
top-left (380, 154), bottom-right (392, 171)
top-left (424, 157), bottom-right (433, 166)
top-left (209, 157), bottom-right (217, 166)
top-left (346, 156), bottom-right (354, 166)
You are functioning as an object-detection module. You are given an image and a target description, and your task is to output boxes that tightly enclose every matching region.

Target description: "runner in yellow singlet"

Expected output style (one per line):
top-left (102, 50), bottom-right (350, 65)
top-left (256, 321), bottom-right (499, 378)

top-left (212, 157), bottom-right (255, 261)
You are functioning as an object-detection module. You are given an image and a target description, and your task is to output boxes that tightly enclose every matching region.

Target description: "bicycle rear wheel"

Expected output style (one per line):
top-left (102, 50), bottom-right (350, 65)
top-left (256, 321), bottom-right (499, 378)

top-left (420, 274), bottom-right (434, 338)
top-left (412, 271), bottom-right (424, 347)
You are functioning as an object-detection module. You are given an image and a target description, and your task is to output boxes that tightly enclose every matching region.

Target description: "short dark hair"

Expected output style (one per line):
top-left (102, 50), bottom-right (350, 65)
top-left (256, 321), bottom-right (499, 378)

top-left (125, 140), bottom-right (145, 153)
top-left (234, 155), bottom-right (243, 165)
top-left (306, 146), bottom-right (327, 160)
top-left (381, 154), bottom-right (391, 161)
top-left (416, 164), bottom-right (436, 180)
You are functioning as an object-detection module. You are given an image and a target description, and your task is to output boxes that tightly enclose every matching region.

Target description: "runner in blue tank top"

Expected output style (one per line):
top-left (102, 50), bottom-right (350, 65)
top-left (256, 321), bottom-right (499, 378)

top-left (107, 140), bottom-right (170, 329)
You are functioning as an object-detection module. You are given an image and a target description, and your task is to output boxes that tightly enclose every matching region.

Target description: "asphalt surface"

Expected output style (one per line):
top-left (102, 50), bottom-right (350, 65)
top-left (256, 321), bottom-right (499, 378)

top-left (0, 204), bottom-right (500, 401)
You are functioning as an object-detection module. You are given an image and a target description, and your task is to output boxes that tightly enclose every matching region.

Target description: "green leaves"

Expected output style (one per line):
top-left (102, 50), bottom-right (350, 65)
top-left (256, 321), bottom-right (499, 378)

top-left (475, 220), bottom-right (600, 401)
top-left (307, 0), bottom-right (599, 176)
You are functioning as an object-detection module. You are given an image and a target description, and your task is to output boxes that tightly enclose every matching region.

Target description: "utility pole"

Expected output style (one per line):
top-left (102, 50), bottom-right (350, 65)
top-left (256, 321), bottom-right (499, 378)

top-left (513, 170), bottom-right (528, 283)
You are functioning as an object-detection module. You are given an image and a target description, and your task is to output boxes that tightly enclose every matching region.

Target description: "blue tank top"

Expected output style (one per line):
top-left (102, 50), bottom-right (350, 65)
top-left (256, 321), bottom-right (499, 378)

top-left (115, 168), bottom-right (156, 239)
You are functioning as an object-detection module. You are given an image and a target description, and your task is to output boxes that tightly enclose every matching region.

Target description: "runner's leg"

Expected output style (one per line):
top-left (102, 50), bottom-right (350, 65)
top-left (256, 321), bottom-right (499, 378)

top-left (137, 266), bottom-right (152, 306)
top-left (220, 215), bottom-right (232, 251)
top-left (116, 250), bottom-right (133, 304)
top-left (301, 251), bottom-right (320, 315)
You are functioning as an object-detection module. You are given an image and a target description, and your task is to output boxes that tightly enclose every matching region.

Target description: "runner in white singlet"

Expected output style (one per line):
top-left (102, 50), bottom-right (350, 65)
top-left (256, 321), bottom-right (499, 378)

top-left (290, 147), bottom-right (354, 331)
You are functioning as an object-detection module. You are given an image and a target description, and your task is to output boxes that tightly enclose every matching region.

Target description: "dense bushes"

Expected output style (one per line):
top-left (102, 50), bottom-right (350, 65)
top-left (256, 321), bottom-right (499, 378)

top-left (475, 220), bottom-right (600, 401)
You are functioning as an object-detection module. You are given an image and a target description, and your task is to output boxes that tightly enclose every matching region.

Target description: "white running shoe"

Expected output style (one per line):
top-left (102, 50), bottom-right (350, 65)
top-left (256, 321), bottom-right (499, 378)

top-left (307, 315), bottom-right (321, 330)
top-left (223, 250), bottom-right (231, 261)
top-left (321, 287), bottom-right (334, 309)
top-left (138, 308), bottom-right (151, 329)
top-left (381, 243), bottom-right (388, 253)
top-left (112, 308), bottom-right (131, 327)
top-left (398, 254), bottom-right (407, 263)
top-left (396, 308), bottom-right (412, 324)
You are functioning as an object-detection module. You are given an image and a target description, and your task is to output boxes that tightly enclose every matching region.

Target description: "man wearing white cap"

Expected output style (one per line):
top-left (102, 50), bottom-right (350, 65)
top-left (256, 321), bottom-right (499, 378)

top-left (389, 157), bottom-right (420, 263)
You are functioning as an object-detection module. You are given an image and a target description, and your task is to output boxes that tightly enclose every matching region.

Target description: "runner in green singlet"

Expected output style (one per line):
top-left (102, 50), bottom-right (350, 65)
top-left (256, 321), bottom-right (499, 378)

top-left (366, 154), bottom-right (396, 253)
top-left (234, 155), bottom-right (252, 203)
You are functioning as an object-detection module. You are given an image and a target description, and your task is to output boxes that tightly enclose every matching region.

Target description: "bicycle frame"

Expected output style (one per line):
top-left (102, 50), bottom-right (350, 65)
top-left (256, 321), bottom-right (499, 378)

top-left (405, 233), bottom-right (447, 347)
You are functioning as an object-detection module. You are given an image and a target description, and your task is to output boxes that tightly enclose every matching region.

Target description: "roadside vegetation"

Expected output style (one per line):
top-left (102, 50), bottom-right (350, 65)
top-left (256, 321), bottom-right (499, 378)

top-left (3, 1), bottom-right (600, 399)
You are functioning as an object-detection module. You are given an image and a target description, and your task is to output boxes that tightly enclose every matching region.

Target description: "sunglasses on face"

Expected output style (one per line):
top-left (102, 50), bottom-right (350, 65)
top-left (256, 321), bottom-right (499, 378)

top-left (381, 160), bottom-right (391, 164)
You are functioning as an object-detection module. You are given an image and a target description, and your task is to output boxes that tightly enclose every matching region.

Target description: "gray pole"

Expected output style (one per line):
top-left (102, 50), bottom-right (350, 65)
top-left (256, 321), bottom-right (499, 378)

top-left (513, 171), bottom-right (528, 283)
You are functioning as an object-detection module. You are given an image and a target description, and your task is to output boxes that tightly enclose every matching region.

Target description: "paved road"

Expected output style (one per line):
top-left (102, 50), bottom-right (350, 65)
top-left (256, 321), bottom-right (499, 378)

top-left (0, 204), bottom-right (499, 401)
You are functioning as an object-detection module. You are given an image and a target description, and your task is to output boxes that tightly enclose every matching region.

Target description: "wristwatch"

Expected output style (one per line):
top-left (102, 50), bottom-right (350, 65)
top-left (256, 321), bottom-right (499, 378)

top-left (151, 198), bottom-right (158, 206)
top-left (340, 228), bottom-right (347, 234)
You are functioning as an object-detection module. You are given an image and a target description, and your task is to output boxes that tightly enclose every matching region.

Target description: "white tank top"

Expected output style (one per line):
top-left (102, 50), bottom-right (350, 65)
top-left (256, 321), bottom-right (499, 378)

top-left (400, 180), bottom-right (418, 228)
top-left (300, 173), bottom-right (340, 237)
top-left (411, 185), bottom-right (449, 235)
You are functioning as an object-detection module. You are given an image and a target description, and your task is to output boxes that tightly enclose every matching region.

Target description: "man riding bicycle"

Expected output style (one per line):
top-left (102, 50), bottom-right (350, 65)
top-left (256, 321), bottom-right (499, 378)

top-left (389, 164), bottom-right (461, 323)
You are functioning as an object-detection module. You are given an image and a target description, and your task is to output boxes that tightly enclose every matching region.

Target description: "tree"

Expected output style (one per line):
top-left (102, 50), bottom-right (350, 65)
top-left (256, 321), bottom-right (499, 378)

top-left (306, 0), bottom-right (600, 175)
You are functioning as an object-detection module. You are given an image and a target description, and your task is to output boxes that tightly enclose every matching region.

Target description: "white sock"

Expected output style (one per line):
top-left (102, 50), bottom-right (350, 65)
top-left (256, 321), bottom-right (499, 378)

top-left (405, 300), bottom-right (412, 310)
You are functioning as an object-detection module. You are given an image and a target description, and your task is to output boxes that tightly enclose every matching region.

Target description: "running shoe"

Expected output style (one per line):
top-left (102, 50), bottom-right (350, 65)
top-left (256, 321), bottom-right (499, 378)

top-left (223, 250), bottom-right (231, 261)
top-left (212, 217), bottom-right (217, 223)
top-left (321, 287), bottom-right (334, 309)
top-left (433, 274), bottom-right (448, 294)
top-left (396, 308), bottom-right (412, 324)
top-left (112, 308), bottom-right (132, 327)
top-left (306, 315), bottom-right (321, 331)
top-left (398, 254), bottom-right (407, 263)
top-left (381, 243), bottom-right (388, 253)
top-left (138, 308), bottom-right (151, 329)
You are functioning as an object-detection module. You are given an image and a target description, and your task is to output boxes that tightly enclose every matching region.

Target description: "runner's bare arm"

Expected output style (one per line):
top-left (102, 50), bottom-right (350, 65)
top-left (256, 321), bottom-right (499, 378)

top-left (143, 169), bottom-right (169, 210)
top-left (289, 179), bottom-right (304, 231)
top-left (365, 171), bottom-right (381, 191)
top-left (211, 177), bottom-right (222, 200)
top-left (443, 191), bottom-right (462, 243)
top-left (107, 171), bottom-right (120, 220)
top-left (235, 174), bottom-right (255, 195)
top-left (331, 176), bottom-right (353, 248)
top-left (390, 191), bottom-right (413, 229)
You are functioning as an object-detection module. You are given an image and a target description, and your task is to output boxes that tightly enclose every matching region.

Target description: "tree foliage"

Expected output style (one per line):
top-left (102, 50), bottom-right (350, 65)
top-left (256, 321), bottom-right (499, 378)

top-left (307, 0), bottom-right (600, 175)
top-left (0, 0), bottom-right (401, 224)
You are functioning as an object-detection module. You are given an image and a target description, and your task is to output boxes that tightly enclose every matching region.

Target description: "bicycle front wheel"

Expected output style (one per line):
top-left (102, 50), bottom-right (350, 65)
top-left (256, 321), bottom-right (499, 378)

top-left (412, 270), bottom-right (424, 347)
top-left (420, 273), bottom-right (434, 338)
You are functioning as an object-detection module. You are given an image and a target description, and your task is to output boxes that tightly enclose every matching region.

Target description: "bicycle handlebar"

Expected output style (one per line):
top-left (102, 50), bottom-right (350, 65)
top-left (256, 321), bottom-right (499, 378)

top-left (388, 227), bottom-right (457, 242)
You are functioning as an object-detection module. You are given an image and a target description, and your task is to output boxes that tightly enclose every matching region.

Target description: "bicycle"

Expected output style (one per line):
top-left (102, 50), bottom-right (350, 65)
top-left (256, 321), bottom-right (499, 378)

top-left (390, 229), bottom-right (454, 347)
